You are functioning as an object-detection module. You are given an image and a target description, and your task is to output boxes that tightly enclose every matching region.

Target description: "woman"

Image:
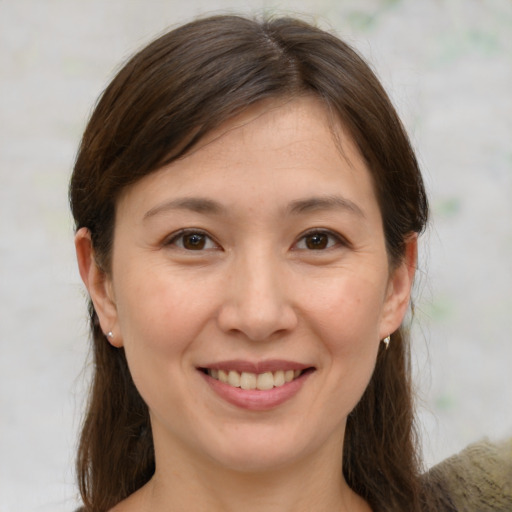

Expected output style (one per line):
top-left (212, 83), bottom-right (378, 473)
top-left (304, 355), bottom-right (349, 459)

top-left (71, 14), bottom-right (437, 512)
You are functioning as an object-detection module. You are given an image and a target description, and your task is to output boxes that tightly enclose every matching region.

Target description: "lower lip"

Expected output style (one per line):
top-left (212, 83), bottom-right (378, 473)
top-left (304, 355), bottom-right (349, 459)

top-left (200, 371), bottom-right (312, 411)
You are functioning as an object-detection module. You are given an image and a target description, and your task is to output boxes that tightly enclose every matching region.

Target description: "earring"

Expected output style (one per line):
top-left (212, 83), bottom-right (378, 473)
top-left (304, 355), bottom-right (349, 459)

top-left (382, 336), bottom-right (390, 350)
top-left (107, 331), bottom-right (114, 339)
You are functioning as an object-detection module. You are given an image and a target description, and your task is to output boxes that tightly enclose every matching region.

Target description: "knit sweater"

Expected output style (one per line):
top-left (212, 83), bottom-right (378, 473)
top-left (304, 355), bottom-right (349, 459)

top-left (424, 438), bottom-right (512, 511)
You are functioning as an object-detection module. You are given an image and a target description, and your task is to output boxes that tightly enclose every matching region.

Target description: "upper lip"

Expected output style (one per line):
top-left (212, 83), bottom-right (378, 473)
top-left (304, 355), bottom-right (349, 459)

top-left (199, 359), bottom-right (313, 374)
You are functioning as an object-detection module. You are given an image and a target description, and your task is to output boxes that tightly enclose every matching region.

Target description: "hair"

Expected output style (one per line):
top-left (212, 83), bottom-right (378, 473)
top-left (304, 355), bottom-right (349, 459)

top-left (70, 14), bottom-right (437, 512)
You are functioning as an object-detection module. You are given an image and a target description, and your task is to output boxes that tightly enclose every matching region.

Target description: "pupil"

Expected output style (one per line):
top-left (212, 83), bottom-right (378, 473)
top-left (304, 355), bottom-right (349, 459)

top-left (306, 233), bottom-right (328, 250)
top-left (184, 233), bottom-right (205, 250)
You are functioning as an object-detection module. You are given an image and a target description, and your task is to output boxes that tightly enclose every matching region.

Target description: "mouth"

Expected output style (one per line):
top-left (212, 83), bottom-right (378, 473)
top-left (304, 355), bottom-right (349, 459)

top-left (198, 361), bottom-right (314, 410)
top-left (201, 368), bottom-right (310, 391)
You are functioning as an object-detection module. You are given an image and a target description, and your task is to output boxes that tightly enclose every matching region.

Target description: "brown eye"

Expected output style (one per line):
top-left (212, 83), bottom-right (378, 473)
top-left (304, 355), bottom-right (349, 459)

top-left (167, 230), bottom-right (218, 251)
top-left (182, 233), bottom-right (206, 250)
top-left (294, 230), bottom-right (342, 251)
top-left (305, 233), bottom-right (329, 250)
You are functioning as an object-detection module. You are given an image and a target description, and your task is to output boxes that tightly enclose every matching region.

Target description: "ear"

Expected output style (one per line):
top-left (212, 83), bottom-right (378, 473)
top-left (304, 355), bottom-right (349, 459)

top-left (379, 235), bottom-right (418, 339)
top-left (75, 227), bottom-right (123, 347)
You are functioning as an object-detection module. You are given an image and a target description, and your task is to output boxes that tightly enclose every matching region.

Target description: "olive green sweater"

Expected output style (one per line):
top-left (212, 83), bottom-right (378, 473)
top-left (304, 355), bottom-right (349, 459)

top-left (425, 438), bottom-right (512, 511)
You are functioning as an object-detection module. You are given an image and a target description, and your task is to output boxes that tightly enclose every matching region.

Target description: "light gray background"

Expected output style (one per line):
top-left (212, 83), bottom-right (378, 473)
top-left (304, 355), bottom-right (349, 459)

top-left (1, 1), bottom-right (511, 511)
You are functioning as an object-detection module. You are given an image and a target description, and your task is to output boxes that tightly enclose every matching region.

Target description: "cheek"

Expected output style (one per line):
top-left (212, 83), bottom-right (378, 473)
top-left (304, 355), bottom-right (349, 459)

top-left (307, 274), bottom-right (385, 398)
top-left (113, 271), bottom-right (216, 416)
top-left (308, 272), bottom-right (387, 346)
top-left (114, 268), bottom-right (215, 366)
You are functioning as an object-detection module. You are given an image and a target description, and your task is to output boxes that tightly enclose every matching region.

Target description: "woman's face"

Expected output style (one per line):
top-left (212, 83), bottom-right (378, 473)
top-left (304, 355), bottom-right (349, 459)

top-left (81, 96), bottom-right (414, 473)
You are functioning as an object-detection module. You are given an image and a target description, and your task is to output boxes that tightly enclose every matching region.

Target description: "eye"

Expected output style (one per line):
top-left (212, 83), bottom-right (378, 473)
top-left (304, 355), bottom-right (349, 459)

top-left (166, 229), bottom-right (219, 251)
top-left (294, 230), bottom-right (344, 251)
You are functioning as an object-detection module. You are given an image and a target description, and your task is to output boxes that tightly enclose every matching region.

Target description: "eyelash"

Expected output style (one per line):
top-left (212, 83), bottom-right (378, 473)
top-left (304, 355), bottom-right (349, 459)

top-left (165, 228), bottom-right (347, 252)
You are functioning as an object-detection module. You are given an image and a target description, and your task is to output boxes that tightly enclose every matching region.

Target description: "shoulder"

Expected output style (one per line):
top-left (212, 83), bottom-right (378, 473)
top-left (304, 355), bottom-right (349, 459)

top-left (424, 438), bottom-right (512, 512)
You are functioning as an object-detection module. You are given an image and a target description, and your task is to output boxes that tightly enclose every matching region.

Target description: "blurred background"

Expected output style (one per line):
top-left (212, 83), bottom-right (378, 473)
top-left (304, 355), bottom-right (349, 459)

top-left (1, 0), bottom-right (511, 510)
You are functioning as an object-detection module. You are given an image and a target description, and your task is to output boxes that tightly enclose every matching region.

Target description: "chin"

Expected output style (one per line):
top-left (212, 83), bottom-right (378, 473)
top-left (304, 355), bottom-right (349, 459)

top-left (201, 422), bottom-right (328, 474)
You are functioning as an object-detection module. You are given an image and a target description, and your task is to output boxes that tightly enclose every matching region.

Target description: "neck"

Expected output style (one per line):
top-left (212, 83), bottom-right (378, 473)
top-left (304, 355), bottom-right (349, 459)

top-left (134, 439), bottom-right (370, 512)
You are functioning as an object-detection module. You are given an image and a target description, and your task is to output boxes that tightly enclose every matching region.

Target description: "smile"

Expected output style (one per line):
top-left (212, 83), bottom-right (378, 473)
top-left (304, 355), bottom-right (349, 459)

top-left (199, 362), bottom-right (314, 410)
top-left (206, 368), bottom-right (303, 390)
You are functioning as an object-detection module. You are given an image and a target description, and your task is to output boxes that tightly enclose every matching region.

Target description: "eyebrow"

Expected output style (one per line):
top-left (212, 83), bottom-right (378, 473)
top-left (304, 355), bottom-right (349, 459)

top-left (287, 195), bottom-right (365, 218)
top-left (143, 194), bottom-right (365, 220)
top-left (143, 197), bottom-right (225, 220)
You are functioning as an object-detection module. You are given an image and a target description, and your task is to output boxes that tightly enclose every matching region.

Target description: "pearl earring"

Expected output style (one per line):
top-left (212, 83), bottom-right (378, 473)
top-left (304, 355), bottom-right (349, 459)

top-left (107, 331), bottom-right (114, 339)
top-left (382, 336), bottom-right (391, 349)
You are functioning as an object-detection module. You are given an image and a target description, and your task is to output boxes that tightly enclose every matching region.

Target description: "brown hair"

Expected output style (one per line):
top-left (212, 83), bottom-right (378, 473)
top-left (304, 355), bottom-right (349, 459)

top-left (70, 14), bottom-right (432, 512)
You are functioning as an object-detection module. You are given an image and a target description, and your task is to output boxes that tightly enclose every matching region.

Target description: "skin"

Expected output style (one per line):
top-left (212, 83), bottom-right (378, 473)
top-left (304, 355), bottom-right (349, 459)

top-left (76, 96), bottom-right (417, 512)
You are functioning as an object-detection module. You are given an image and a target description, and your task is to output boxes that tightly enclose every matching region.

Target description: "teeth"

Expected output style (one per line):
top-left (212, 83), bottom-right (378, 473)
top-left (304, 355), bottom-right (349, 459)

top-left (257, 372), bottom-right (274, 390)
top-left (274, 370), bottom-right (285, 387)
top-left (207, 368), bottom-right (304, 390)
top-left (240, 372), bottom-right (257, 390)
top-left (228, 370), bottom-right (241, 387)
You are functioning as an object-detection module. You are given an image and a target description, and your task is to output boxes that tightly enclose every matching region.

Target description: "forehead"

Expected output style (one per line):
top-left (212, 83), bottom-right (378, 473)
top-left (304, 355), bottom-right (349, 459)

top-left (116, 96), bottom-right (379, 221)
top-left (187, 96), bottom-right (343, 161)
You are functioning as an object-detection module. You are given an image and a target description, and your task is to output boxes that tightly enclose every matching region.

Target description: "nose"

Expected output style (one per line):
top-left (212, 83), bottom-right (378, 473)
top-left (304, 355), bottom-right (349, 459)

top-left (217, 251), bottom-right (298, 342)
